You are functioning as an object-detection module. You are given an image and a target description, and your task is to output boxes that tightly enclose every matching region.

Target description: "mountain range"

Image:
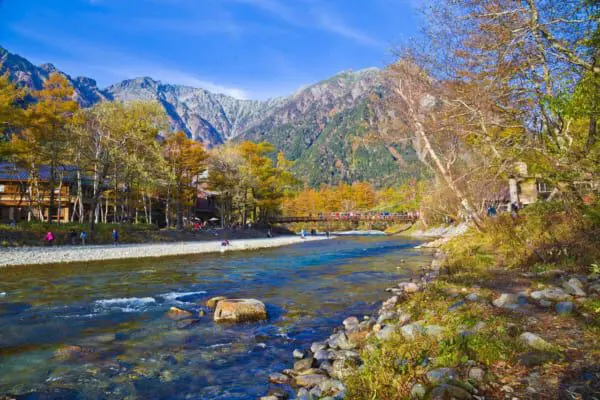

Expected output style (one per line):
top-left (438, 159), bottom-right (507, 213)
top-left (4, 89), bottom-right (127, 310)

top-left (0, 46), bottom-right (424, 187)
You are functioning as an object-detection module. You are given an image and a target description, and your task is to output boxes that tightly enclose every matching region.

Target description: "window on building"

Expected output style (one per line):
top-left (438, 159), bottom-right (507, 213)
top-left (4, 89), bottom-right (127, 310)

top-left (0, 184), bottom-right (5, 193)
top-left (537, 181), bottom-right (552, 194)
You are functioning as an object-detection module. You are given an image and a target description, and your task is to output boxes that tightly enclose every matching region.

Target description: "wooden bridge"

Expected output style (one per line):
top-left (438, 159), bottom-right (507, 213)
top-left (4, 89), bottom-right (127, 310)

top-left (271, 212), bottom-right (419, 224)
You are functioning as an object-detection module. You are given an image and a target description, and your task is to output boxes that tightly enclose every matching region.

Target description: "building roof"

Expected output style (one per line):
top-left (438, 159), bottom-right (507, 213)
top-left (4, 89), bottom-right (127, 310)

top-left (0, 162), bottom-right (80, 182)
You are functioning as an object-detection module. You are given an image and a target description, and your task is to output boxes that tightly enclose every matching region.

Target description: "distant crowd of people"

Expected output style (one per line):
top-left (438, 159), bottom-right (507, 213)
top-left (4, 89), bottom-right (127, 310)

top-left (43, 228), bottom-right (117, 247)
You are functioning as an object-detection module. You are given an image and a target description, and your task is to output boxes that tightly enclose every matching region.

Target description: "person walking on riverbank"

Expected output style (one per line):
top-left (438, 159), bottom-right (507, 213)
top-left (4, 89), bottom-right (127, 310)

top-left (44, 231), bottom-right (55, 246)
top-left (112, 229), bottom-right (119, 245)
top-left (69, 230), bottom-right (77, 245)
top-left (80, 231), bottom-right (87, 245)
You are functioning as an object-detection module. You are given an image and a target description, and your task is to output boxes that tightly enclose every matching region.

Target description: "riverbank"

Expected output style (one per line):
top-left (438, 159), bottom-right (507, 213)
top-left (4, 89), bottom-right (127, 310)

top-left (0, 236), bottom-right (327, 267)
top-left (264, 225), bottom-right (600, 400)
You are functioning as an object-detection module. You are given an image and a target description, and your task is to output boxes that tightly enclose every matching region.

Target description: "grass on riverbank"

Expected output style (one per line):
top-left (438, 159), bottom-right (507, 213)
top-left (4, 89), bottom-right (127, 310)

top-left (344, 201), bottom-right (600, 399)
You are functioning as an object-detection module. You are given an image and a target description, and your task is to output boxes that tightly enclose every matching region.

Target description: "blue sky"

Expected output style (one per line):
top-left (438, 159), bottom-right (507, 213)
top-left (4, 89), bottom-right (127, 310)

top-left (0, 0), bottom-right (421, 99)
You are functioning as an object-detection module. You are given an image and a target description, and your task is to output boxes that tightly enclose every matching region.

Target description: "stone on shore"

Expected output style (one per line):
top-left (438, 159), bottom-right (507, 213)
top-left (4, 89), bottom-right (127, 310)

top-left (410, 383), bottom-right (426, 399)
top-left (311, 341), bottom-right (328, 353)
top-left (401, 323), bottom-right (424, 340)
top-left (519, 332), bottom-right (554, 351)
top-left (268, 372), bottom-right (291, 384)
top-left (555, 301), bottom-right (574, 314)
top-left (562, 278), bottom-right (586, 297)
top-left (167, 306), bottom-right (193, 320)
top-left (206, 296), bottom-right (228, 309)
top-left (492, 293), bottom-right (519, 308)
top-left (213, 299), bottom-right (267, 322)
top-left (426, 367), bottom-right (459, 384)
top-left (375, 325), bottom-right (395, 341)
top-left (293, 349), bottom-right (305, 359)
top-left (428, 384), bottom-right (473, 399)
top-left (342, 316), bottom-right (359, 330)
top-left (294, 357), bottom-right (316, 371)
top-left (327, 332), bottom-right (356, 350)
top-left (399, 282), bottom-right (420, 293)
top-left (295, 374), bottom-right (328, 388)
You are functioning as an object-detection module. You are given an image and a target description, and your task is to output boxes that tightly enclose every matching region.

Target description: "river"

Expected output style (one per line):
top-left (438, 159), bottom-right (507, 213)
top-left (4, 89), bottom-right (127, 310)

top-left (0, 236), bottom-right (429, 399)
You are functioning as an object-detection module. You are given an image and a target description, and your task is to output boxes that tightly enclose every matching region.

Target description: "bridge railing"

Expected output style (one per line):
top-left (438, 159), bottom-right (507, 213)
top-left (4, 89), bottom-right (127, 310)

top-left (271, 212), bottom-right (419, 223)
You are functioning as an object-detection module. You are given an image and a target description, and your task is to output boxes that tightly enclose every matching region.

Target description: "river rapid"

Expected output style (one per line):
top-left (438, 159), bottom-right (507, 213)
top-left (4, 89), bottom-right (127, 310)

top-left (0, 236), bottom-right (429, 399)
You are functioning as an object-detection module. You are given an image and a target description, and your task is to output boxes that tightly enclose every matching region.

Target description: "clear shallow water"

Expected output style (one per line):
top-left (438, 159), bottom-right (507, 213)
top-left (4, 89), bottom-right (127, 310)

top-left (0, 236), bottom-right (429, 399)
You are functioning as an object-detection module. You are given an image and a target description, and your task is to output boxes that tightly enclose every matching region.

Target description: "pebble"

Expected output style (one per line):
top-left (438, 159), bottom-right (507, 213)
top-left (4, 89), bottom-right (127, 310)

top-left (555, 301), bottom-right (574, 315)
top-left (293, 349), bottom-right (305, 359)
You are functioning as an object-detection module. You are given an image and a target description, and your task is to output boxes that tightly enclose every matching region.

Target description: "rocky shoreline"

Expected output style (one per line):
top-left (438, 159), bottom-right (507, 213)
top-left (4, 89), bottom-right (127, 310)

top-left (260, 248), bottom-right (444, 400)
top-left (262, 230), bottom-right (600, 399)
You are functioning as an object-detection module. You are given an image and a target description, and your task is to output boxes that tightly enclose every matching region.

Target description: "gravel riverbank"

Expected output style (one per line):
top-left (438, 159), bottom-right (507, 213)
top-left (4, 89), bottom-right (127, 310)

top-left (0, 236), bottom-right (327, 267)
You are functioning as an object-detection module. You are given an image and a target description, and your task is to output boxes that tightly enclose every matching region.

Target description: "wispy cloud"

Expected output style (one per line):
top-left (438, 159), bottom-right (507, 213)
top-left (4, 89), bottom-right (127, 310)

top-left (228, 0), bottom-right (384, 48)
top-left (10, 24), bottom-right (250, 99)
top-left (313, 10), bottom-right (385, 48)
top-left (100, 64), bottom-right (250, 99)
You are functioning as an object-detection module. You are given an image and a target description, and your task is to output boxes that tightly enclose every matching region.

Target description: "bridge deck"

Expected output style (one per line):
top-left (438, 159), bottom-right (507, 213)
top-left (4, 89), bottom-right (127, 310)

top-left (272, 213), bottom-right (419, 223)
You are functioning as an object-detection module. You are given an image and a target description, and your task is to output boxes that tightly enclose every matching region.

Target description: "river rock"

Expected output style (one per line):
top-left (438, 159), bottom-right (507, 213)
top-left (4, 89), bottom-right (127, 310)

top-left (268, 372), bottom-right (291, 384)
top-left (492, 293), bottom-right (519, 308)
top-left (539, 299), bottom-right (552, 308)
top-left (318, 378), bottom-right (345, 397)
top-left (266, 388), bottom-right (289, 400)
top-left (468, 367), bottom-right (485, 381)
top-left (330, 349), bottom-right (360, 362)
top-left (314, 349), bottom-right (333, 361)
top-left (563, 278), bottom-right (586, 297)
top-left (401, 323), bottom-right (424, 340)
top-left (376, 311), bottom-right (395, 325)
top-left (328, 331), bottom-right (356, 350)
top-left (206, 296), bottom-right (228, 309)
top-left (331, 359), bottom-right (355, 380)
top-left (297, 368), bottom-right (327, 376)
top-left (375, 325), bottom-right (395, 341)
top-left (539, 287), bottom-right (572, 301)
top-left (381, 296), bottom-right (399, 310)
top-left (428, 384), bottom-right (473, 399)
top-left (426, 367), bottom-right (459, 384)
top-left (424, 325), bottom-right (444, 338)
top-left (295, 374), bottom-right (328, 388)
top-left (410, 383), bottom-right (426, 399)
top-left (294, 357), bottom-right (316, 371)
top-left (293, 349), bottom-right (305, 359)
top-left (167, 306), bottom-right (193, 320)
top-left (555, 301), bottom-right (574, 314)
top-left (399, 282), bottom-right (420, 293)
top-left (311, 341), bottom-right (328, 353)
top-left (519, 332), bottom-right (553, 351)
top-left (342, 316), bottom-right (359, 331)
top-left (465, 293), bottom-right (479, 302)
top-left (320, 360), bottom-right (334, 375)
top-left (213, 299), bottom-right (267, 322)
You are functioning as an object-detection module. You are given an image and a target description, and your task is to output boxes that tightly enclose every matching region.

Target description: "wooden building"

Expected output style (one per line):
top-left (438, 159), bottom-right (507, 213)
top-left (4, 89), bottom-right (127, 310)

top-left (0, 162), bottom-right (82, 223)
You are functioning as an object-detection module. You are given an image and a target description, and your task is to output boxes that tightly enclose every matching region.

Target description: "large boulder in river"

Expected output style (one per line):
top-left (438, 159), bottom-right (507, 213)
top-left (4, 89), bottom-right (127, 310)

top-left (213, 299), bottom-right (267, 322)
top-left (206, 296), bottom-right (228, 309)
